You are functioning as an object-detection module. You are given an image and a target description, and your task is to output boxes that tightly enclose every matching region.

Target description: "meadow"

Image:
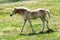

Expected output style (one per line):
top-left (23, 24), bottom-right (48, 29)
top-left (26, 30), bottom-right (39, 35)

top-left (0, 0), bottom-right (60, 40)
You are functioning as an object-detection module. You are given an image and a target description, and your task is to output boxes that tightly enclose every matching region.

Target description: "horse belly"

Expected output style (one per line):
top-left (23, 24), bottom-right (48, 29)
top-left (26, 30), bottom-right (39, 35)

top-left (29, 13), bottom-right (40, 19)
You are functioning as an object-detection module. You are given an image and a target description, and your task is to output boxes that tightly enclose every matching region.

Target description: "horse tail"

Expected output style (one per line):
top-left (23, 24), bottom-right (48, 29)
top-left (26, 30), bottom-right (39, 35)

top-left (46, 10), bottom-right (50, 19)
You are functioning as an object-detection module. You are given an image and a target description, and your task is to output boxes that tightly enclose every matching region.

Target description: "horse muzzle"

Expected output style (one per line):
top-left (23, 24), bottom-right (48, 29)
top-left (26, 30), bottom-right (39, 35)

top-left (10, 14), bottom-right (13, 16)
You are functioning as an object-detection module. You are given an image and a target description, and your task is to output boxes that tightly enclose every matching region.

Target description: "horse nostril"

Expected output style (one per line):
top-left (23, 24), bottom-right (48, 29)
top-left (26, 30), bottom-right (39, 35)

top-left (10, 14), bottom-right (12, 16)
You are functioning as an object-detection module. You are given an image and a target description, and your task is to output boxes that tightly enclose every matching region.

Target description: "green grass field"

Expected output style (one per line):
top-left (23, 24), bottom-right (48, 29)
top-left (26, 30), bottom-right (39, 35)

top-left (0, 0), bottom-right (60, 40)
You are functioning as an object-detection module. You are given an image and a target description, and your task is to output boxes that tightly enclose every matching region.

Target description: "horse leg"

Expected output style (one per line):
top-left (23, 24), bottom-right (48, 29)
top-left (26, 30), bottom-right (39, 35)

top-left (45, 19), bottom-right (50, 30)
top-left (40, 17), bottom-right (45, 33)
top-left (45, 19), bottom-right (53, 32)
top-left (28, 20), bottom-right (35, 33)
top-left (20, 19), bottom-right (27, 33)
top-left (41, 20), bottom-right (45, 33)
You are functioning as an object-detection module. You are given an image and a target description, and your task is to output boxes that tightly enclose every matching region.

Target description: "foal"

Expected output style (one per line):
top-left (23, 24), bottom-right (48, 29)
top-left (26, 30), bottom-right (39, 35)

top-left (10, 7), bottom-right (51, 33)
top-left (10, 7), bottom-right (35, 33)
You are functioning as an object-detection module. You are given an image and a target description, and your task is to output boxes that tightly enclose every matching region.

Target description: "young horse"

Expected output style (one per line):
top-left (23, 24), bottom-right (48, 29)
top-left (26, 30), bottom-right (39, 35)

top-left (10, 7), bottom-right (51, 33)
top-left (10, 7), bottom-right (35, 33)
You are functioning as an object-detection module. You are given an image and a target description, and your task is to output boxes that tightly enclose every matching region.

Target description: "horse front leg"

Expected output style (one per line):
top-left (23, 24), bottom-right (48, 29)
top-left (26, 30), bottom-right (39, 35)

top-left (20, 19), bottom-right (27, 33)
top-left (28, 19), bottom-right (35, 33)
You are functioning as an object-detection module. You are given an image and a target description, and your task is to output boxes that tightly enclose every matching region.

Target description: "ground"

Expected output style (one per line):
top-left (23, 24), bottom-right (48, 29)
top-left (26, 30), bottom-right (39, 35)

top-left (0, 0), bottom-right (60, 40)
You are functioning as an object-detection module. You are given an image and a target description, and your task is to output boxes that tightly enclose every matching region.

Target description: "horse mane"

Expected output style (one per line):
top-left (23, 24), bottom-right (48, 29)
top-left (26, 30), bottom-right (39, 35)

top-left (14, 7), bottom-right (31, 11)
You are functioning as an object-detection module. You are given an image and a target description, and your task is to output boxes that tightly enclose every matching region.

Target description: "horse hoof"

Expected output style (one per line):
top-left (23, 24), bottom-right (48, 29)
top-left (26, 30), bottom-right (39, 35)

top-left (39, 31), bottom-right (44, 34)
top-left (46, 29), bottom-right (54, 33)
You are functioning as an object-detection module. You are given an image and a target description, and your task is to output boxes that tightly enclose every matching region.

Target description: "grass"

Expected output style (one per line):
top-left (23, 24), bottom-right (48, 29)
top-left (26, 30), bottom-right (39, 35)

top-left (0, 0), bottom-right (60, 40)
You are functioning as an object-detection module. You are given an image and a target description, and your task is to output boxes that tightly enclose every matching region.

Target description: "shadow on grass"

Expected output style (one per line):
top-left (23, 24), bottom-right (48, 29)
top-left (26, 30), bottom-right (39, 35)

top-left (19, 29), bottom-right (55, 36)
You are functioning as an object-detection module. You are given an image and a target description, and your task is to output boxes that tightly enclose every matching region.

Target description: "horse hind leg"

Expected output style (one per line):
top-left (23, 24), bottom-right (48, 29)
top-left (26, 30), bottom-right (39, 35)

top-left (40, 17), bottom-right (45, 33)
top-left (45, 19), bottom-right (53, 32)
top-left (45, 19), bottom-right (50, 30)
